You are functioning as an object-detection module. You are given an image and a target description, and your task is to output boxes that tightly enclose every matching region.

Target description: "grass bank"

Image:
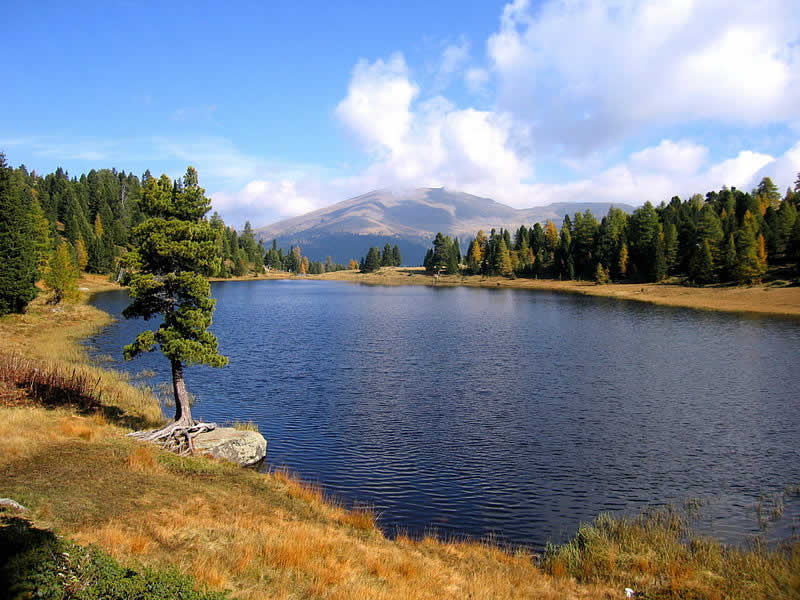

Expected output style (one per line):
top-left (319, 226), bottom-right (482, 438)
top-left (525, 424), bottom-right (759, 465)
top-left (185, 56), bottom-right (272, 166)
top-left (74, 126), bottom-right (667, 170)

top-left (1, 274), bottom-right (798, 599)
top-left (312, 267), bottom-right (800, 318)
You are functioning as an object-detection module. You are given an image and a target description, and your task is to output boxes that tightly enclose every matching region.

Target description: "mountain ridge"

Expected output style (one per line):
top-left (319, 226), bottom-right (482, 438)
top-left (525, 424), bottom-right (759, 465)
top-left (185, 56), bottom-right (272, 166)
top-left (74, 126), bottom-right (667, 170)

top-left (255, 188), bottom-right (635, 264)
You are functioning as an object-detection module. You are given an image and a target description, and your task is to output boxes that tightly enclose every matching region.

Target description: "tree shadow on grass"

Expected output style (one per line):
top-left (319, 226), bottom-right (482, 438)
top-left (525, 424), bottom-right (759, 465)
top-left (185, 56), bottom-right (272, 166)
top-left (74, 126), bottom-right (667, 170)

top-left (0, 515), bottom-right (228, 600)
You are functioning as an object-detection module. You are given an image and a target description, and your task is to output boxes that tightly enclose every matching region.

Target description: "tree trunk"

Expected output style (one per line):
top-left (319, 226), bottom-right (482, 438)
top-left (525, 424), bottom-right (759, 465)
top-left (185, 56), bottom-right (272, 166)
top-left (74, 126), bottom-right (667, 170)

top-left (171, 359), bottom-right (193, 425)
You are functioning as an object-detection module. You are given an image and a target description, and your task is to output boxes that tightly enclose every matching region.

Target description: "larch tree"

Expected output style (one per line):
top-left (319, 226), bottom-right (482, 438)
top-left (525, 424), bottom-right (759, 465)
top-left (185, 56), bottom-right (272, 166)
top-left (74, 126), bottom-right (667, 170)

top-left (43, 241), bottom-right (79, 304)
top-left (495, 237), bottom-right (513, 276)
top-left (468, 230), bottom-right (486, 274)
top-left (734, 211), bottom-right (765, 284)
top-left (617, 243), bottom-right (629, 279)
top-left (123, 168), bottom-right (227, 432)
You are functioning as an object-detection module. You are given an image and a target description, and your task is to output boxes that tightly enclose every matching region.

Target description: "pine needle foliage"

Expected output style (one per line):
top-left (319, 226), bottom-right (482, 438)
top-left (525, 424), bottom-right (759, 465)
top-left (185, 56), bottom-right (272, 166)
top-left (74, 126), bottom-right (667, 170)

top-left (122, 168), bottom-right (227, 425)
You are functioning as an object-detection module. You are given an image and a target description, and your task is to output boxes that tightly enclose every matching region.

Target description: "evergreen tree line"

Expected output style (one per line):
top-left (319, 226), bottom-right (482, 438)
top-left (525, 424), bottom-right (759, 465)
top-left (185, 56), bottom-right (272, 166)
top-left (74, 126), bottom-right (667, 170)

top-left (430, 177), bottom-right (800, 284)
top-left (359, 243), bottom-right (402, 273)
top-left (0, 154), bottom-right (348, 315)
top-left (423, 233), bottom-right (462, 274)
top-left (263, 239), bottom-right (347, 275)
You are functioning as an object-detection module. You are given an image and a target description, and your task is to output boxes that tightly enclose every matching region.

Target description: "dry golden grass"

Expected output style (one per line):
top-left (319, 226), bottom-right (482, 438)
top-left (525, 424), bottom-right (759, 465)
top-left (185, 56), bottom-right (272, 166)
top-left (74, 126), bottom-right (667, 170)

top-left (311, 267), bottom-right (800, 317)
top-left (0, 274), bottom-right (164, 427)
top-left (2, 410), bottom-right (612, 599)
top-left (2, 272), bottom-right (797, 599)
top-left (542, 510), bottom-right (800, 600)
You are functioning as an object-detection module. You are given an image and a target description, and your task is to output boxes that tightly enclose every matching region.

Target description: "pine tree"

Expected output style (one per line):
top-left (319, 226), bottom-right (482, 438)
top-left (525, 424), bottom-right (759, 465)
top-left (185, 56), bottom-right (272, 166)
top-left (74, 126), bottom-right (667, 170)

top-left (663, 222), bottom-right (678, 274)
top-left (0, 154), bottom-right (38, 315)
top-left (689, 240), bottom-right (714, 284)
top-left (123, 168), bottom-right (227, 427)
top-left (30, 195), bottom-right (52, 274)
top-left (391, 245), bottom-right (401, 267)
top-left (362, 247), bottom-right (381, 272)
top-left (557, 222), bottom-right (574, 279)
top-left (788, 217), bottom-right (800, 264)
top-left (429, 233), bottom-right (454, 273)
top-left (446, 237), bottom-right (460, 274)
top-left (721, 233), bottom-right (737, 281)
top-left (381, 243), bottom-right (393, 266)
top-left (43, 242), bottom-right (79, 304)
top-left (629, 201), bottom-right (661, 281)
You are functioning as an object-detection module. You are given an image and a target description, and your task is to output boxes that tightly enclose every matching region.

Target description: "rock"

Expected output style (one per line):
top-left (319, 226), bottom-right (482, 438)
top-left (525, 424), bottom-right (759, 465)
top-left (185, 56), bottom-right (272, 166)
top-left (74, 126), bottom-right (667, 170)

top-left (193, 427), bottom-right (266, 467)
top-left (0, 498), bottom-right (27, 512)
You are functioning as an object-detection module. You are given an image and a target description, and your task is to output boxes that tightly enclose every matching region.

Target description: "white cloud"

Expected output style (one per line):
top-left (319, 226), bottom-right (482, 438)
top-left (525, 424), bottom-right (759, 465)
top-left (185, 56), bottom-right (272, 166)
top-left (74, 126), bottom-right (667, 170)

top-left (211, 179), bottom-right (323, 228)
top-left (629, 139), bottom-right (708, 175)
top-left (333, 53), bottom-right (531, 201)
top-left (334, 53), bottom-right (418, 153)
top-left (465, 68), bottom-right (490, 94)
top-left (526, 143), bottom-right (779, 207)
top-left (487, 0), bottom-right (800, 152)
top-left (435, 39), bottom-right (471, 90)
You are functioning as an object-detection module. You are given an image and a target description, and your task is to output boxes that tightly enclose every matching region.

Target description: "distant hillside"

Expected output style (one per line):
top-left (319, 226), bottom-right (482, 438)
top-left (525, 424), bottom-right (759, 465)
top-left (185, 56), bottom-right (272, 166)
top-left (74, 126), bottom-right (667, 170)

top-left (255, 188), bottom-right (635, 265)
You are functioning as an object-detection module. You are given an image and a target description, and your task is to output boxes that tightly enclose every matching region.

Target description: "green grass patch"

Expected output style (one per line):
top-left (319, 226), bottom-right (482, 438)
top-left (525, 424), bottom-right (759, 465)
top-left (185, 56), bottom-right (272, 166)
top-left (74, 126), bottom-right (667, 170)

top-left (0, 516), bottom-right (229, 600)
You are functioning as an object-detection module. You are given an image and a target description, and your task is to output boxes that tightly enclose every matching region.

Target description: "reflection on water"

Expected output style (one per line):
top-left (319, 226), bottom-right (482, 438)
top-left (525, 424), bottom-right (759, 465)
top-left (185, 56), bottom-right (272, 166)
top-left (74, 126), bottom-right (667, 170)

top-left (87, 280), bottom-right (800, 549)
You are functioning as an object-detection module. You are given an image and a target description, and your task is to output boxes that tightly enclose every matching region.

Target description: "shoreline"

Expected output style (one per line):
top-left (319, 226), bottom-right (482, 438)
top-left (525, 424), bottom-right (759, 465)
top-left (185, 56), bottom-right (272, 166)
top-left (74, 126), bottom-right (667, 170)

top-left (213, 267), bottom-right (800, 318)
top-left (2, 274), bottom-right (798, 599)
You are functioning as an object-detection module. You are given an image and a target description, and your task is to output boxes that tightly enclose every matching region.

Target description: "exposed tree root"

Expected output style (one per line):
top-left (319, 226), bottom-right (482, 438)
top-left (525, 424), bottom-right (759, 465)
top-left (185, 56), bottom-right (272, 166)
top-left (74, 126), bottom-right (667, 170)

top-left (127, 421), bottom-right (216, 456)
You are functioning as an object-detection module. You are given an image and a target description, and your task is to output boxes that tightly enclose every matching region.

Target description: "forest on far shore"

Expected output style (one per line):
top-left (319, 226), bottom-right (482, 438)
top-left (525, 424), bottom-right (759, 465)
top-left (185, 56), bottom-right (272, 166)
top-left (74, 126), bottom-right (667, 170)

top-left (0, 154), bottom-right (349, 316)
top-left (3, 152), bottom-right (800, 317)
top-left (424, 176), bottom-right (800, 285)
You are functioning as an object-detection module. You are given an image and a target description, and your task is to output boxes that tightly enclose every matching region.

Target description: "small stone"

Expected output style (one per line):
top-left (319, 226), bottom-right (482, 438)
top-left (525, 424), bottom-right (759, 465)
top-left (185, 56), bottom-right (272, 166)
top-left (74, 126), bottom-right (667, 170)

top-left (193, 427), bottom-right (266, 466)
top-left (0, 498), bottom-right (27, 512)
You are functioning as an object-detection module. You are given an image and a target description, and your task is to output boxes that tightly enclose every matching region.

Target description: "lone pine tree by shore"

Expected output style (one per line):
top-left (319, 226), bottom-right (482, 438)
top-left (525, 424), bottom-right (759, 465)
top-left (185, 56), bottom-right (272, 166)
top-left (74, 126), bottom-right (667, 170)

top-left (123, 167), bottom-right (228, 428)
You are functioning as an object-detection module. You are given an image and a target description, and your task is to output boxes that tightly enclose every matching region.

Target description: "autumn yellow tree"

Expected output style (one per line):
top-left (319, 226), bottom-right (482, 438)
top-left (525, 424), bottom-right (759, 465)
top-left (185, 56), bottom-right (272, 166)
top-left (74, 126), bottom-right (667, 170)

top-left (495, 238), bottom-right (513, 276)
top-left (467, 230), bottom-right (485, 273)
top-left (347, 259), bottom-right (359, 270)
top-left (544, 220), bottom-right (559, 257)
top-left (74, 238), bottom-right (89, 271)
top-left (757, 234), bottom-right (767, 270)
top-left (43, 242), bottom-right (79, 304)
top-left (617, 243), bottom-right (629, 279)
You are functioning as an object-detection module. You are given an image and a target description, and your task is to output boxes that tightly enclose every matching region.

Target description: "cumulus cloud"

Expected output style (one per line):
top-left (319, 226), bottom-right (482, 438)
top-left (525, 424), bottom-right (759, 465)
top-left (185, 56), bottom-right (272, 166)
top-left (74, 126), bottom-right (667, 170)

top-left (487, 0), bottom-right (800, 153)
top-left (334, 53), bottom-right (532, 202)
top-left (334, 53), bottom-right (418, 153)
top-left (211, 179), bottom-right (324, 229)
top-left (204, 0), bottom-right (800, 227)
top-left (527, 142), bottom-right (780, 207)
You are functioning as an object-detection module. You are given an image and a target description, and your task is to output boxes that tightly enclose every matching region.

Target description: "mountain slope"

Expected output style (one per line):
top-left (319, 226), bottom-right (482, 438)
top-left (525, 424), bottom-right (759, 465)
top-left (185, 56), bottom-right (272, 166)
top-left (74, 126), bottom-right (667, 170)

top-left (255, 188), bottom-right (634, 265)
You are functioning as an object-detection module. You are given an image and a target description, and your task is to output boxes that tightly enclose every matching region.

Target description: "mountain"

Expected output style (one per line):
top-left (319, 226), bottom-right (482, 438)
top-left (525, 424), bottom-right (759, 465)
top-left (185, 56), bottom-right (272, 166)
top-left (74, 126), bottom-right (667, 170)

top-left (254, 188), bottom-right (635, 265)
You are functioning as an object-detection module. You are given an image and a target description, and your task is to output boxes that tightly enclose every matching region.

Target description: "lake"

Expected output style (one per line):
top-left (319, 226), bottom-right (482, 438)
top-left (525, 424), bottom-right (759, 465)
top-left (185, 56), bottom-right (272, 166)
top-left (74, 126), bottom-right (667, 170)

top-left (87, 280), bottom-right (800, 550)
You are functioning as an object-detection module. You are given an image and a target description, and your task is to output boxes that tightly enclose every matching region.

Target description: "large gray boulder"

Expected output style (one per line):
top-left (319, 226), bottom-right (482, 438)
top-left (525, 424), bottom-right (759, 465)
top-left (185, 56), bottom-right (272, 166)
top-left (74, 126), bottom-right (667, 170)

top-left (194, 427), bottom-right (266, 467)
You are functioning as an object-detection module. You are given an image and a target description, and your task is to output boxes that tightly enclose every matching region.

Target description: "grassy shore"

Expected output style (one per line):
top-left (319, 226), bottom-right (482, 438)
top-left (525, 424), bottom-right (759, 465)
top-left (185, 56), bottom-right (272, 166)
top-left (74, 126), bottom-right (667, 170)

top-left (214, 267), bottom-right (800, 318)
top-left (1, 275), bottom-right (798, 599)
top-left (312, 267), bottom-right (800, 318)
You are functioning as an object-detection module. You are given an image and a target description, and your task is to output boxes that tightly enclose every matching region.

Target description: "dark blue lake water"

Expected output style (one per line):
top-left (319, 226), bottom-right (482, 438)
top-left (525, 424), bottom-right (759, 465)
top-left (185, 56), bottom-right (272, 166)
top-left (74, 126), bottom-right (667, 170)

top-left (87, 280), bottom-right (800, 550)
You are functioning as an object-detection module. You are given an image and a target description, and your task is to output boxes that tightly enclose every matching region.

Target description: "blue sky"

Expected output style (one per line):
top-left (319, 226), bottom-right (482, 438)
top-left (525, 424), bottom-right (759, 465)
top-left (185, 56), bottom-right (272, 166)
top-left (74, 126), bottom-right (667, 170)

top-left (3, 0), bottom-right (800, 228)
